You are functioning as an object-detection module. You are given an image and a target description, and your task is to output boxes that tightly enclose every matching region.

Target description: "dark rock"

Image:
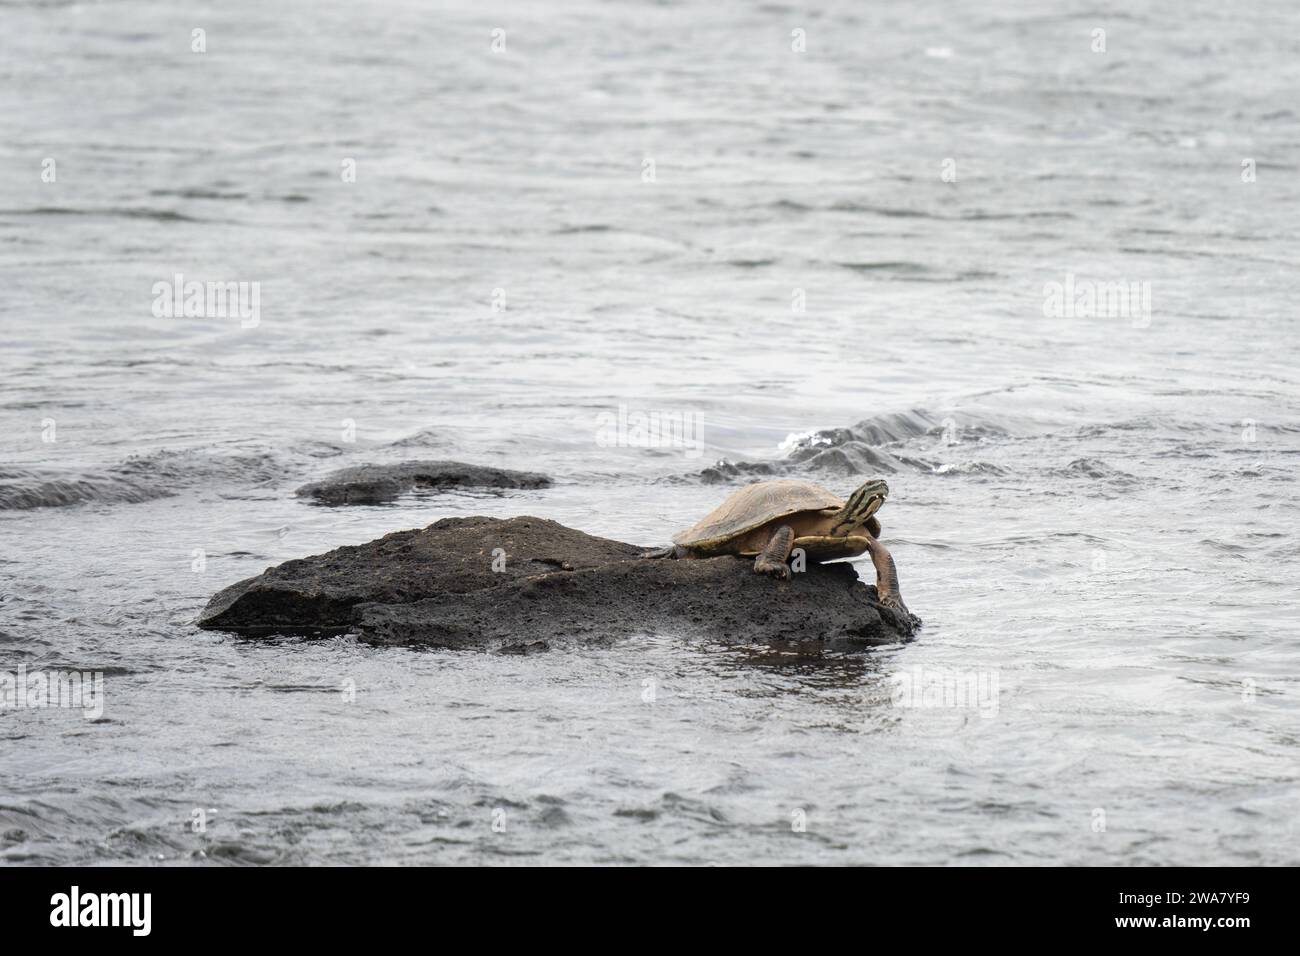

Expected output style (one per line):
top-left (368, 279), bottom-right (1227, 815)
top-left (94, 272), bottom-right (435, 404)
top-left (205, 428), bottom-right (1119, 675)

top-left (197, 516), bottom-right (915, 650)
top-left (197, 516), bottom-right (634, 635)
top-left (355, 551), bottom-right (912, 651)
top-left (294, 461), bottom-right (551, 505)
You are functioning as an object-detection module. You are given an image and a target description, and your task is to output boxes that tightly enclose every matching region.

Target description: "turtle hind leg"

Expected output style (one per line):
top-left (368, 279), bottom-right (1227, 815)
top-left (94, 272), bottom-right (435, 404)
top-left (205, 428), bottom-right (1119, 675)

top-left (753, 525), bottom-right (795, 580)
top-left (640, 545), bottom-right (682, 559)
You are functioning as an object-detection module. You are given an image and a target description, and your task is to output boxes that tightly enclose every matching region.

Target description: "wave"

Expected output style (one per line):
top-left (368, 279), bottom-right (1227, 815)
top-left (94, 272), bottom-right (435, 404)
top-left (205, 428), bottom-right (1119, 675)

top-left (686, 409), bottom-right (1012, 482)
top-left (0, 206), bottom-right (205, 223)
top-left (1051, 458), bottom-right (1137, 482)
top-left (0, 468), bottom-right (169, 510)
top-left (926, 460), bottom-right (1008, 477)
top-left (385, 427), bottom-right (449, 450)
top-left (0, 449), bottom-right (291, 511)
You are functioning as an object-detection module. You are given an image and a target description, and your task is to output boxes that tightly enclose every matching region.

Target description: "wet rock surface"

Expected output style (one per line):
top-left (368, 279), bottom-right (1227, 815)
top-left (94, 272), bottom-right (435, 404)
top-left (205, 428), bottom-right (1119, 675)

top-left (294, 461), bottom-right (552, 505)
top-left (197, 516), bottom-right (916, 650)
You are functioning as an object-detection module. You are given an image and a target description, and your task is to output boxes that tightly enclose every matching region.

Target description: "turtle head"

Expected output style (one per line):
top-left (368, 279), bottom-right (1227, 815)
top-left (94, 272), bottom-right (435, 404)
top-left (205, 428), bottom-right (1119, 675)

top-left (830, 477), bottom-right (889, 534)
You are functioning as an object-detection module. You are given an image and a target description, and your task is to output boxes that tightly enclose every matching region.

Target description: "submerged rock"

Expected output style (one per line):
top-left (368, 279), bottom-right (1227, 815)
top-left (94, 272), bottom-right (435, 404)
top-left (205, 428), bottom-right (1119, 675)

top-left (294, 461), bottom-right (551, 505)
top-left (197, 516), bottom-right (916, 650)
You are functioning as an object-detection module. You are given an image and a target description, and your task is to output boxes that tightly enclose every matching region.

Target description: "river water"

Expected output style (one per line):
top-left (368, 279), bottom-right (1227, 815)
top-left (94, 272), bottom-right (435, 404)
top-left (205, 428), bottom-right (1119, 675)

top-left (2, 0), bottom-right (1298, 864)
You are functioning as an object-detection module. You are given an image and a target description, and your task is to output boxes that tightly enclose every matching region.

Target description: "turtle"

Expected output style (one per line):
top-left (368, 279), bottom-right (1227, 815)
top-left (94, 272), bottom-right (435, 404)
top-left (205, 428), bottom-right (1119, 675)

top-left (642, 477), bottom-right (914, 619)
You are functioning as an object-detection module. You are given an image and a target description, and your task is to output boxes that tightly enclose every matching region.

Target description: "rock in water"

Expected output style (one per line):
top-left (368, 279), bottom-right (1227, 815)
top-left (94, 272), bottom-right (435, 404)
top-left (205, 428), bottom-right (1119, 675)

top-left (197, 517), bottom-right (631, 634)
top-left (197, 516), bottom-right (916, 650)
top-left (294, 461), bottom-right (551, 505)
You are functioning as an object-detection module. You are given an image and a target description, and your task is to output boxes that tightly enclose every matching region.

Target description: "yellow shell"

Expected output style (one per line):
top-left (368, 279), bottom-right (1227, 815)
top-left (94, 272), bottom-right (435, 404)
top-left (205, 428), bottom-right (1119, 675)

top-left (672, 479), bottom-right (845, 549)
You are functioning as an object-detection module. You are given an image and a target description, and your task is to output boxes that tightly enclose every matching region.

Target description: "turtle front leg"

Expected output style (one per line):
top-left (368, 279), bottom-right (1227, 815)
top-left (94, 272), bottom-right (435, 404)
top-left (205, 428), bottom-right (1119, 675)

top-left (753, 525), bottom-right (795, 580)
top-left (863, 535), bottom-right (920, 628)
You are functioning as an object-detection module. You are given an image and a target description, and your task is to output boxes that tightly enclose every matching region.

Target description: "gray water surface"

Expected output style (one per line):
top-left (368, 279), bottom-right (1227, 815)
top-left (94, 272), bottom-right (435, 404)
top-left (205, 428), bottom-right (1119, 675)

top-left (1, 0), bottom-right (1298, 865)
